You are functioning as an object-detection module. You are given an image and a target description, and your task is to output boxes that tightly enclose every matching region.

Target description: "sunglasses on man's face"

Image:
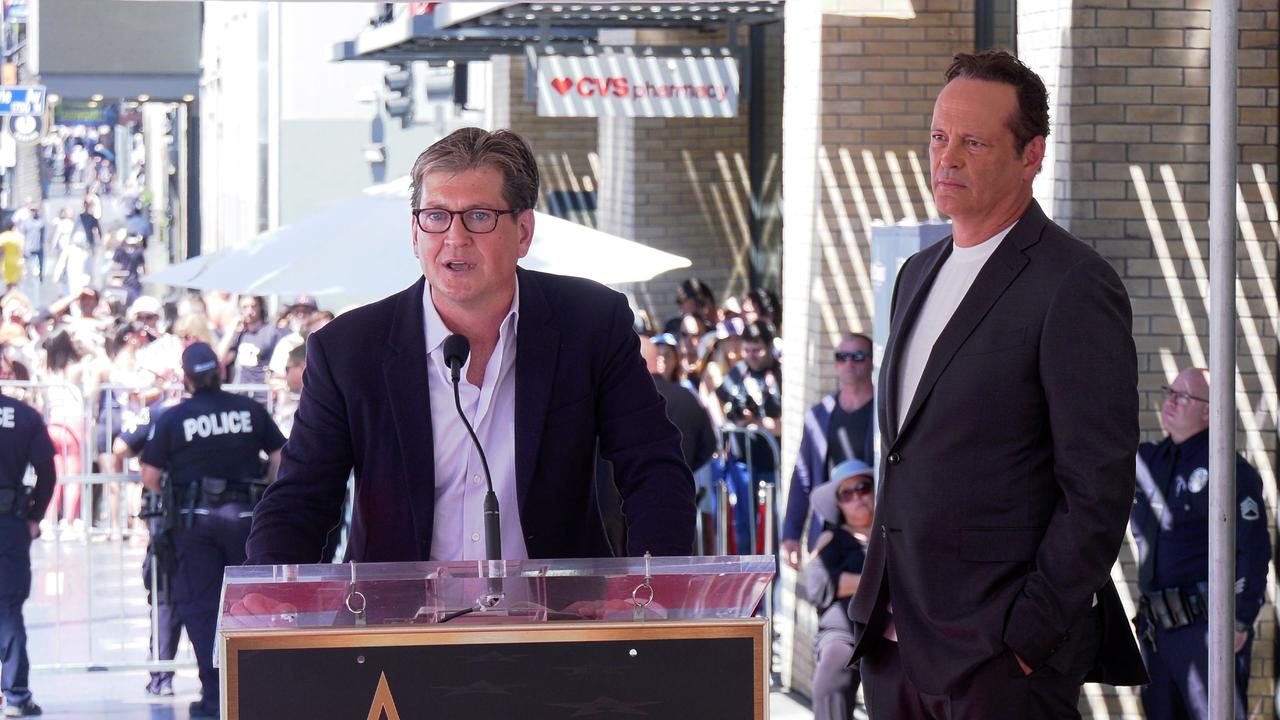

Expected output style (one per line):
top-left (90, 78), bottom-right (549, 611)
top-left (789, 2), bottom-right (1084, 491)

top-left (834, 350), bottom-right (869, 363)
top-left (837, 480), bottom-right (874, 501)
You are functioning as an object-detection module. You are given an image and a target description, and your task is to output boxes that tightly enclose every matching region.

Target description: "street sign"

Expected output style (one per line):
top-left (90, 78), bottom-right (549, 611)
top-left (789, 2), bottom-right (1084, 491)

top-left (8, 114), bottom-right (43, 144)
top-left (0, 86), bottom-right (47, 117)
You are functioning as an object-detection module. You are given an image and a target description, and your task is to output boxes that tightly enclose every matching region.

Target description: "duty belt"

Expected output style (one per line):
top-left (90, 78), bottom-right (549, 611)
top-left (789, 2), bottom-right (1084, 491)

top-left (0, 486), bottom-right (32, 517)
top-left (174, 477), bottom-right (266, 526)
top-left (1139, 580), bottom-right (1208, 633)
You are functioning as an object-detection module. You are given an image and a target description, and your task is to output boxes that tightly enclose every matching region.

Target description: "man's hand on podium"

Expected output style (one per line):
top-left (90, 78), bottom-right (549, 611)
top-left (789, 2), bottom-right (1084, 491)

top-left (224, 592), bottom-right (300, 629)
top-left (561, 598), bottom-right (669, 620)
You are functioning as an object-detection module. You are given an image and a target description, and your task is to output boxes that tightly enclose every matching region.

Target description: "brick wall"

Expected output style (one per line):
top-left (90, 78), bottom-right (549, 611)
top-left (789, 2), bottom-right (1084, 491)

top-left (1021, 1), bottom-right (1279, 715)
top-left (492, 27), bottom-right (779, 329)
top-left (595, 27), bottom-right (768, 329)
top-left (490, 55), bottom-right (598, 225)
top-left (782, 0), bottom-right (1278, 716)
top-left (779, 0), bottom-right (975, 699)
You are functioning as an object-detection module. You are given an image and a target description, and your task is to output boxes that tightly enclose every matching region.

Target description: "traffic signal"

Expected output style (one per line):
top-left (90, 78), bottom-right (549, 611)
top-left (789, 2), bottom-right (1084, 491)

top-left (384, 63), bottom-right (414, 128)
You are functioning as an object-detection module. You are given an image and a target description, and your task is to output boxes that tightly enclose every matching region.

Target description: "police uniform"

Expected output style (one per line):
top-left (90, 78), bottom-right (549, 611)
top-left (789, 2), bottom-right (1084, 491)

top-left (141, 386), bottom-right (284, 717)
top-left (118, 398), bottom-right (181, 696)
top-left (0, 395), bottom-right (56, 717)
top-left (1131, 428), bottom-right (1271, 720)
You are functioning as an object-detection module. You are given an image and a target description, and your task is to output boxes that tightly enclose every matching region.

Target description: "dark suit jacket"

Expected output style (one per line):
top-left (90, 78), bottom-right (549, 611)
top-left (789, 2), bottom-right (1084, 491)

top-left (245, 269), bottom-right (695, 565)
top-left (652, 376), bottom-right (716, 472)
top-left (848, 201), bottom-right (1148, 694)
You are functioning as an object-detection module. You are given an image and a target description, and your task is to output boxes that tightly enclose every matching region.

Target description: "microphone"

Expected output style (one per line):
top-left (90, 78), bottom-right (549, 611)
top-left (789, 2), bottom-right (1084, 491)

top-left (441, 334), bottom-right (503, 608)
top-left (442, 334), bottom-right (469, 384)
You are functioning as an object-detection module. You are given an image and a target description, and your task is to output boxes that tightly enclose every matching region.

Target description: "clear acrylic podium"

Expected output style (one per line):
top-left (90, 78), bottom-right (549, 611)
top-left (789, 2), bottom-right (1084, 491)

top-left (217, 555), bottom-right (774, 719)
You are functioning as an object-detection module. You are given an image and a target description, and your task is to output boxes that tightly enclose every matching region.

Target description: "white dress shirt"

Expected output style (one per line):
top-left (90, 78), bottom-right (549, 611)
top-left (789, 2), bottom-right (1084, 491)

top-left (422, 281), bottom-right (528, 562)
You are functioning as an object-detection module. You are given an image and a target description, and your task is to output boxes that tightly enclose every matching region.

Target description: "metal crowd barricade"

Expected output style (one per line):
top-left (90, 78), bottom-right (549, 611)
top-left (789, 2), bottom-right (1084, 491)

top-left (716, 422), bottom-right (780, 620)
top-left (716, 422), bottom-right (781, 555)
top-left (0, 378), bottom-right (271, 673)
top-left (84, 381), bottom-right (274, 541)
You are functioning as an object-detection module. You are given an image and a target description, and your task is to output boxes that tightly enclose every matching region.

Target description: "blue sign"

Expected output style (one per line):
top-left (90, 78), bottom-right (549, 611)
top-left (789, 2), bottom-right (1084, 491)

top-left (0, 86), bottom-right (47, 117)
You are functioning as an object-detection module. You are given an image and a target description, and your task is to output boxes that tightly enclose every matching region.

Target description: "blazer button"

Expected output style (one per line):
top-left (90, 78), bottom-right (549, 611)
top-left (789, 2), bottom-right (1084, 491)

top-left (887, 452), bottom-right (901, 465)
top-left (880, 525), bottom-right (887, 539)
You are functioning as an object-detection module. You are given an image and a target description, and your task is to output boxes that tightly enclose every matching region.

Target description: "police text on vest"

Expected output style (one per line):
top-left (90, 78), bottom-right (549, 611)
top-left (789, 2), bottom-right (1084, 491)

top-left (183, 411), bottom-right (254, 442)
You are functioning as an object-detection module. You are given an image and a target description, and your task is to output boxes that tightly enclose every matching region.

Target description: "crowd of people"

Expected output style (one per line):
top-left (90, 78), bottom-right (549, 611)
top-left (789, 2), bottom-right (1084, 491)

top-left (0, 76), bottom-right (1265, 719)
top-left (0, 283), bottom-right (327, 538)
top-left (634, 278), bottom-right (785, 554)
top-left (0, 280), bottom-right (327, 716)
top-left (11, 124), bottom-right (150, 294)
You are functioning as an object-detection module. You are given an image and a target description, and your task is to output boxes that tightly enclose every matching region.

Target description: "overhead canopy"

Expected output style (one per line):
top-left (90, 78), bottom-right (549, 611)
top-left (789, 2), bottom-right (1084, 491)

top-left (334, 7), bottom-right (596, 64)
top-left (335, 2), bottom-right (783, 63)
top-left (440, 1), bottom-right (785, 31)
top-left (145, 177), bottom-right (691, 306)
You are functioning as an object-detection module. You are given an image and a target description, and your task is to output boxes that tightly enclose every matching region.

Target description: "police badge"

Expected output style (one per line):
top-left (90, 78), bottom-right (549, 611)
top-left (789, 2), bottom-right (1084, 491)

top-left (1187, 467), bottom-right (1208, 494)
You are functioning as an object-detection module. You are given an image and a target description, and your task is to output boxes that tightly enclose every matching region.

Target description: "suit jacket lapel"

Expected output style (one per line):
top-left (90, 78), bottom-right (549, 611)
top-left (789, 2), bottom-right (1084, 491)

top-left (382, 277), bottom-right (436, 559)
top-left (893, 203), bottom-right (1048, 444)
top-left (514, 268), bottom-right (561, 515)
top-left (879, 242), bottom-right (952, 446)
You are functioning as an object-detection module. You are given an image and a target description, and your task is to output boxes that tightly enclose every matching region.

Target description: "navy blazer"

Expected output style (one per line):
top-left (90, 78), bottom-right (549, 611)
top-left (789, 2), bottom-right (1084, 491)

top-left (245, 269), bottom-right (696, 564)
top-left (849, 201), bottom-right (1148, 694)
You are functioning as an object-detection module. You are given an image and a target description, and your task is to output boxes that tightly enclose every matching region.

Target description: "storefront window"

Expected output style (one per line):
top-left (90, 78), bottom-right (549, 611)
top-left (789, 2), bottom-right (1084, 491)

top-left (976, 0), bottom-right (1017, 53)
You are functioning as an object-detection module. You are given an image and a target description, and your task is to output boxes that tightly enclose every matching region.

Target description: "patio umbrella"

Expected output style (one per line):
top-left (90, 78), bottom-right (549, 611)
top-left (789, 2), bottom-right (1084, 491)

top-left (146, 177), bottom-right (690, 304)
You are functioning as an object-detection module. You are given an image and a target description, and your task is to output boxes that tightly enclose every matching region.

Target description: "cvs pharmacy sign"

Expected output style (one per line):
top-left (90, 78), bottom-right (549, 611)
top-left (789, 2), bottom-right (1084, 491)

top-left (536, 53), bottom-right (739, 118)
top-left (552, 77), bottom-right (629, 97)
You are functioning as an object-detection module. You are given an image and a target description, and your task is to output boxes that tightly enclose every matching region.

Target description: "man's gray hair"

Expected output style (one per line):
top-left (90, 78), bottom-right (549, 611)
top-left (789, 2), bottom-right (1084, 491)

top-left (408, 127), bottom-right (540, 211)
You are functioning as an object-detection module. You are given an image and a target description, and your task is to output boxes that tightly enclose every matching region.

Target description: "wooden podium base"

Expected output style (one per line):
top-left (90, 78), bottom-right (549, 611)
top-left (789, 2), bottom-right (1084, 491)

top-left (221, 618), bottom-right (769, 719)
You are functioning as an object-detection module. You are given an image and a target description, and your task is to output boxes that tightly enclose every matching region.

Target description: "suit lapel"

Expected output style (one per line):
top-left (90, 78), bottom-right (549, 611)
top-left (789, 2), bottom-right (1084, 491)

top-left (893, 204), bottom-right (1048, 445)
top-left (879, 242), bottom-right (952, 446)
top-left (514, 269), bottom-right (561, 515)
top-left (382, 277), bottom-right (436, 559)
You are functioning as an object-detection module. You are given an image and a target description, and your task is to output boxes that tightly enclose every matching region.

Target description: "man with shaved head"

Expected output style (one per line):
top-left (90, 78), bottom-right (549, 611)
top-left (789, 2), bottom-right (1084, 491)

top-left (1131, 368), bottom-right (1270, 720)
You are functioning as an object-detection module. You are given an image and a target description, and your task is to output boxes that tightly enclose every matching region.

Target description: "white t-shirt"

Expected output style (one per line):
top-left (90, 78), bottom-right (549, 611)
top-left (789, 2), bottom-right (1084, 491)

top-left (895, 224), bottom-right (1014, 430)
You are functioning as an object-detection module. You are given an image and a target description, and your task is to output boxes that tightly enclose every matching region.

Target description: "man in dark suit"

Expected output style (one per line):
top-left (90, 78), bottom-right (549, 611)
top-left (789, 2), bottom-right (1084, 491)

top-left (848, 50), bottom-right (1147, 718)
top-left (245, 128), bottom-right (695, 566)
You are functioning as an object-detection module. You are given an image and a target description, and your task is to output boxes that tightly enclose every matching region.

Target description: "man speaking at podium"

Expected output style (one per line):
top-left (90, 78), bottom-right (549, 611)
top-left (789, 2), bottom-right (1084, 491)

top-left (246, 128), bottom-right (695, 566)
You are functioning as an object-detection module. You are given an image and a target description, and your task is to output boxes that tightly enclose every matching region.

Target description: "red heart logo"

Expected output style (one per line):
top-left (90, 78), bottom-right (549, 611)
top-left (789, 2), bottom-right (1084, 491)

top-left (551, 78), bottom-right (573, 96)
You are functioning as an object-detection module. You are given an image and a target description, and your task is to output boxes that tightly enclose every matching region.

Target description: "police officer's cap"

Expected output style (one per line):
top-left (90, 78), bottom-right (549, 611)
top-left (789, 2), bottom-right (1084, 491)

top-left (182, 342), bottom-right (219, 378)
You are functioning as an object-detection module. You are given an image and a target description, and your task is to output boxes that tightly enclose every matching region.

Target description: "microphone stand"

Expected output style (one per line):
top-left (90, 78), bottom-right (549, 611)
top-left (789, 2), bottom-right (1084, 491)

top-left (443, 337), bottom-right (505, 616)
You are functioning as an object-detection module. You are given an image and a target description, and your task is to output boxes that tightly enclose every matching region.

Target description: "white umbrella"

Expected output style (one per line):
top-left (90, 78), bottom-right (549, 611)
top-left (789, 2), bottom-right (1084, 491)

top-left (146, 177), bottom-right (691, 303)
top-left (144, 253), bottom-right (211, 287)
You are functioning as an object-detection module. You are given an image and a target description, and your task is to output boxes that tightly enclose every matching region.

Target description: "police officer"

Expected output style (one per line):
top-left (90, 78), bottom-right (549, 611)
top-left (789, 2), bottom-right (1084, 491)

top-left (140, 343), bottom-right (285, 719)
top-left (1131, 367), bottom-right (1271, 720)
top-left (112, 395), bottom-right (181, 697)
top-left (0, 393), bottom-right (56, 717)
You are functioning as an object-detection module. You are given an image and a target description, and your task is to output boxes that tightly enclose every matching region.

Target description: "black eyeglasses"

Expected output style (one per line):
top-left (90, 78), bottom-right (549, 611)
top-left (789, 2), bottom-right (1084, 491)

top-left (1161, 386), bottom-right (1207, 406)
top-left (834, 350), bottom-right (869, 363)
top-left (412, 207), bottom-right (524, 234)
top-left (837, 480), bottom-right (874, 501)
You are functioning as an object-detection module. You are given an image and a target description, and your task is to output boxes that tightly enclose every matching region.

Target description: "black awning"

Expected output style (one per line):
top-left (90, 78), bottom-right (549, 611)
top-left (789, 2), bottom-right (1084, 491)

top-left (335, 8), bottom-right (597, 64)
top-left (447, 2), bottom-right (784, 31)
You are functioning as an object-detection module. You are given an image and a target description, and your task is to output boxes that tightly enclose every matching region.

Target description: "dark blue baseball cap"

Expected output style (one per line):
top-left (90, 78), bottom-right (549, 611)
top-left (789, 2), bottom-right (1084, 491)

top-left (182, 342), bottom-right (219, 377)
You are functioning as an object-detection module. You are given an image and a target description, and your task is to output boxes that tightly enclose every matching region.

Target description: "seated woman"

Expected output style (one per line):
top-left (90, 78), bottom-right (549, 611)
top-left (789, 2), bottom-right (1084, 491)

top-left (802, 458), bottom-right (876, 720)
